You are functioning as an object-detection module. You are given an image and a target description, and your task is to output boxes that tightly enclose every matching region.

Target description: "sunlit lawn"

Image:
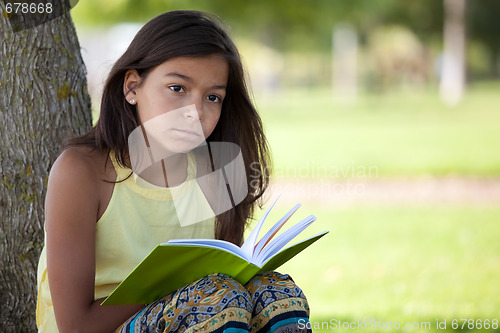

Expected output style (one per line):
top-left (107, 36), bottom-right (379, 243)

top-left (256, 82), bottom-right (500, 178)
top-left (252, 204), bottom-right (500, 333)
top-left (250, 83), bottom-right (500, 332)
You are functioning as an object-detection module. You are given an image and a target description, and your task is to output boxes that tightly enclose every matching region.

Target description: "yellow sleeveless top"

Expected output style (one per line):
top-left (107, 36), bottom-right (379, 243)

top-left (36, 152), bottom-right (215, 332)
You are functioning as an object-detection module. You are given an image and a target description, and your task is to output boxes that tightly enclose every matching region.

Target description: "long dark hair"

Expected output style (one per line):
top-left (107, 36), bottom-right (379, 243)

top-left (68, 10), bottom-right (271, 245)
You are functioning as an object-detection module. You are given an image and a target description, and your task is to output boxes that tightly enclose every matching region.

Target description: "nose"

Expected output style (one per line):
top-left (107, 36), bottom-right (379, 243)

top-left (183, 103), bottom-right (201, 121)
top-left (183, 95), bottom-right (205, 120)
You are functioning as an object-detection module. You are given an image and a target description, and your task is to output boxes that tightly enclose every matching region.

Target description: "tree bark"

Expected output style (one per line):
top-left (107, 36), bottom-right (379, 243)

top-left (0, 4), bottom-right (91, 331)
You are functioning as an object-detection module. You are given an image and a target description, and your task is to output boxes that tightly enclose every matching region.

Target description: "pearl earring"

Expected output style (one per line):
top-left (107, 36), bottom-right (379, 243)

top-left (129, 99), bottom-right (135, 104)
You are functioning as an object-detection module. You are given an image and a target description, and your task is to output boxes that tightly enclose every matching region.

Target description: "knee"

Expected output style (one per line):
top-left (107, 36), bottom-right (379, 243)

top-left (246, 271), bottom-right (306, 298)
top-left (186, 273), bottom-right (253, 312)
top-left (245, 272), bottom-right (311, 332)
top-left (157, 274), bottom-right (253, 332)
top-left (245, 271), bottom-right (310, 313)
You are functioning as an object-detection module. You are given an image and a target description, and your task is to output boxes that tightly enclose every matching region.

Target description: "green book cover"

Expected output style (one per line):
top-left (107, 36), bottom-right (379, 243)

top-left (102, 200), bottom-right (329, 306)
top-left (102, 232), bottom-right (327, 305)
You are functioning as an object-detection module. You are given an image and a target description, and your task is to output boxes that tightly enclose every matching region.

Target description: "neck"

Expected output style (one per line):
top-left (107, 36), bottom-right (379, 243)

top-left (137, 153), bottom-right (188, 188)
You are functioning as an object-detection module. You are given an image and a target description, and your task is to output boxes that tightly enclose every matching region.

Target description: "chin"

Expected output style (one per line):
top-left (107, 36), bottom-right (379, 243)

top-left (169, 141), bottom-right (204, 154)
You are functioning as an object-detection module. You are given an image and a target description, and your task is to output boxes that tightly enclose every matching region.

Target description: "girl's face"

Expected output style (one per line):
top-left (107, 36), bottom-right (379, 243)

top-left (124, 55), bottom-right (228, 154)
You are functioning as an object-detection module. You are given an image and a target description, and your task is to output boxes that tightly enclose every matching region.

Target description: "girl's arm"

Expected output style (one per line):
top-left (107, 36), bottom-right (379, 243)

top-left (45, 148), bottom-right (144, 333)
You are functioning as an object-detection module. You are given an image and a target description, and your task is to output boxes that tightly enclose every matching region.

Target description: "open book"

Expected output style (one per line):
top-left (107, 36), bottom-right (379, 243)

top-left (102, 198), bottom-right (328, 305)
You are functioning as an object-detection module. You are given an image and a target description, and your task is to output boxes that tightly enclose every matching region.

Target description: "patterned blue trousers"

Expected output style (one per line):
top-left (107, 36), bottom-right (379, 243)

top-left (115, 271), bottom-right (312, 332)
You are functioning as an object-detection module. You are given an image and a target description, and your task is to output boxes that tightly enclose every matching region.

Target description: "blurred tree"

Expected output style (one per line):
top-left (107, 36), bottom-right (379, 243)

top-left (70, 0), bottom-right (444, 51)
top-left (70, 0), bottom-right (499, 91)
top-left (0, 5), bottom-right (91, 332)
top-left (440, 0), bottom-right (467, 106)
top-left (70, 0), bottom-right (496, 55)
top-left (468, 0), bottom-right (500, 77)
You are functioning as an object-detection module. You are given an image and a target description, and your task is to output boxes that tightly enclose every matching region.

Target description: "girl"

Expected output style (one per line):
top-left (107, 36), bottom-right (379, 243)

top-left (37, 10), bottom-right (311, 333)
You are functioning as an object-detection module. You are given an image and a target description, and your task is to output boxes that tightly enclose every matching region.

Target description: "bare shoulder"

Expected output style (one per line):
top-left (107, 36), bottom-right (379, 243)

top-left (45, 146), bottom-right (116, 233)
top-left (49, 146), bottom-right (114, 185)
top-left (47, 147), bottom-right (115, 216)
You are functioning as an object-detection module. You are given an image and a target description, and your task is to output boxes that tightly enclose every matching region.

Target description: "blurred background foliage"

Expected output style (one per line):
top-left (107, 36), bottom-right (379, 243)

top-left (72, 0), bottom-right (500, 85)
top-left (70, 0), bottom-right (500, 177)
top-left (69, 1), bottom-right (500, 332)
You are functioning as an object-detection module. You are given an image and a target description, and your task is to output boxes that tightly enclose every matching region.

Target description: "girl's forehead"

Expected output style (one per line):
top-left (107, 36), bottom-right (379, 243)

top-left (158, 55), bottom-right (227, 68)
top-left (150, 55), bottom-right (229, 80)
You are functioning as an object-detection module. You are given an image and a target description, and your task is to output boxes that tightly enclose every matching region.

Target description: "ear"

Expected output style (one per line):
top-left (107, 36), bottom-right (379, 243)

top-left (123, 69), bottom-right (141, 102)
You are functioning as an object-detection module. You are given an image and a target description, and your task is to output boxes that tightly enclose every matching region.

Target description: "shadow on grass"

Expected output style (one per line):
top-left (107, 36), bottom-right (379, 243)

top-left (310, 316), bottom-right (500, 332)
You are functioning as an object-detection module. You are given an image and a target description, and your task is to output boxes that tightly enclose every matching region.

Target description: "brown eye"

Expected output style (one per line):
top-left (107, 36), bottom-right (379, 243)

top-left (207, 94), bottom-right (222, 103)
top-left (169, 85), bottom-right (185, 93)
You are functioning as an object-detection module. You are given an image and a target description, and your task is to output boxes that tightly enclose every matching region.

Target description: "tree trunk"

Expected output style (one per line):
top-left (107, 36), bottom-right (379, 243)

top-left (439, 0), bottom-right (467, 106)
top-left (489, 46), bottom-right (499, 78)
top-left (0, 5), bottom-right (91, 331)
top-left (332, 23), bottom-right (358, 104)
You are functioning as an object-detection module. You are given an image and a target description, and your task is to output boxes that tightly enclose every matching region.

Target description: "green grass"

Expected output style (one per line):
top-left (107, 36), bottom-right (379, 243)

top-left (248, 84), bottom-right (500, 332)
top-left (256, 82), bottom-right (500, 178)
top-left (251, 203), bottom-right (500, 332)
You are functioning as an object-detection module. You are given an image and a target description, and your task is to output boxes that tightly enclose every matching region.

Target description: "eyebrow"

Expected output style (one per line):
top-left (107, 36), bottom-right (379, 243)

top-left (165, 72), bottom-right (226, 90)
top-left (165, 72), bottom-right (191, 81)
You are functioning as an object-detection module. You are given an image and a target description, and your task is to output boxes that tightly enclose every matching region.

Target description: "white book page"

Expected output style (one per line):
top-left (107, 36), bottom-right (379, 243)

top-left (253, 203), bottom-right (301, 257)
top-left (254, 215), bottom-right (316, 266)
top-left (164, 239), bottom-right (249, 261)
top-left (240, 195), bottom-right (281, 258)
